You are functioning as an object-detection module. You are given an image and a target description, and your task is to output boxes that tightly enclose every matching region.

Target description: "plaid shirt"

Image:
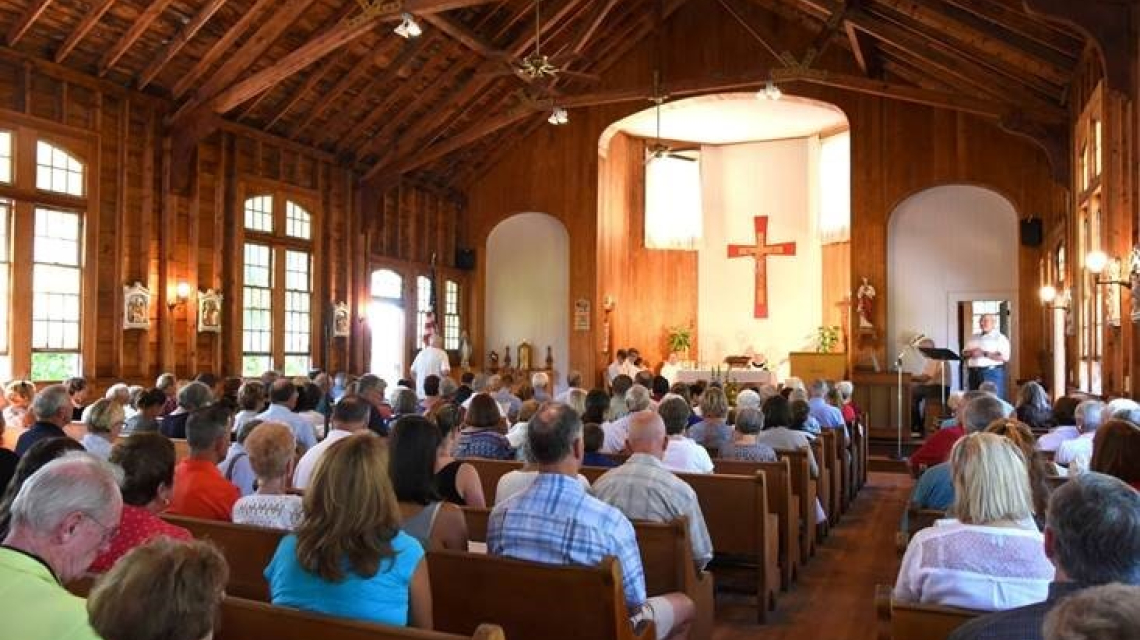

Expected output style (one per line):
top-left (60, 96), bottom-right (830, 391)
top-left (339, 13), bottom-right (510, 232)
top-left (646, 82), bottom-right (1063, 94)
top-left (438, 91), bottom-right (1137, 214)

top-left (591, 453), bottom-right (714, 570)
top-left (487, 472), bottom-right (646, 612)
top-left (948, 582), bottom-right (1087, 640)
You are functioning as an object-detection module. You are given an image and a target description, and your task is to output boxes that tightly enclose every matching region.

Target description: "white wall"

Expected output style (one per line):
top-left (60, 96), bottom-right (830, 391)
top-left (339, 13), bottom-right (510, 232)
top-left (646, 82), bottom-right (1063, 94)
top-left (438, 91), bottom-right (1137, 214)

top-left (699, 138), bottom-right (824, 378)
top-left (485, 213), bottom-right (569, 390)
top-left (887, 185), bottom-right (1019, 388)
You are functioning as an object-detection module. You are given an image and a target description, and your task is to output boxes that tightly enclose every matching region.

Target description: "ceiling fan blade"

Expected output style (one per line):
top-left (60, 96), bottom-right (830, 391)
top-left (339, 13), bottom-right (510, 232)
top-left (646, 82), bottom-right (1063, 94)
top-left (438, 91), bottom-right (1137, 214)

top-left (667, 153), bottom-right (698, 162)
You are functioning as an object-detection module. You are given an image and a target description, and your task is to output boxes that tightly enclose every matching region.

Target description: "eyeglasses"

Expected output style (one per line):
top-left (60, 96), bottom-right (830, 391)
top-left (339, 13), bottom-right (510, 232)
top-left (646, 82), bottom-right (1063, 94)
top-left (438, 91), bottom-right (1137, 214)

top-left (81, 512), bottom-right (119, 544)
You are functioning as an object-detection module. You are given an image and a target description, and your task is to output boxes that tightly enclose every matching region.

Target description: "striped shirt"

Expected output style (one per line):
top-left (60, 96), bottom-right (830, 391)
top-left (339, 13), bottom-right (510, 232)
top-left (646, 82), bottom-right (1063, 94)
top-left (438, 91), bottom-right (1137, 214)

top-left (454, 429), bottom-right (515, 460)
top-left (487, 472), bottom-right (646, 612)
top-left (591, 454), bottom-right (714, 570)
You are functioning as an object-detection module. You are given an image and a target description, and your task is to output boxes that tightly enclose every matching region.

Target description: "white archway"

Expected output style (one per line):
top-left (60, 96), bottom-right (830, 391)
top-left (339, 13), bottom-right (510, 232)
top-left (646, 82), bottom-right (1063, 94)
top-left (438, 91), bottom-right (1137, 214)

top-left (887, 185), bottom-right (1020, 389)
top-left (485, 213), bottom-right (570, 389)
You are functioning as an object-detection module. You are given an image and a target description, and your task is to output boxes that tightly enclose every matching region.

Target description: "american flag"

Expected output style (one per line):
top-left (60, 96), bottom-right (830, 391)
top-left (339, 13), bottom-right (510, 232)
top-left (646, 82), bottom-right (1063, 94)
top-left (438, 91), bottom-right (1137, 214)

top-left (423, 252), bottom-right (437, 346)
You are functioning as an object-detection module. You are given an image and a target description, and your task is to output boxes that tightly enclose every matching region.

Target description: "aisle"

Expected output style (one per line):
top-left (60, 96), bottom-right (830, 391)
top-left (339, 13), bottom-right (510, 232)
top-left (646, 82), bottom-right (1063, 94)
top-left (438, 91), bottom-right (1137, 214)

top-left (713, 472), bottom-right (913, 640)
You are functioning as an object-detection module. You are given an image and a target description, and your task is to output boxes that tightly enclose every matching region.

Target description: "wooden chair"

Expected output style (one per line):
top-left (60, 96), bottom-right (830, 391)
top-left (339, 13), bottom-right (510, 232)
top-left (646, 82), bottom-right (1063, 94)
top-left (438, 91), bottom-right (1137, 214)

top-left (874, 585), bottom-right (981, 640)
top-left (427, 550), bottom-right (655, 640)
top-left (463, 458), bottom-right (525, 504)
top-left (162, 514), bottom-right (283, 601)
top-left (217, 597), bottom-right (506, 640)
top-left (773, 448), bottom-right (816, 562)
top-left (713, 458), bottom-right (799, 589)
top-left (460, 507), bottom-right (716, 640)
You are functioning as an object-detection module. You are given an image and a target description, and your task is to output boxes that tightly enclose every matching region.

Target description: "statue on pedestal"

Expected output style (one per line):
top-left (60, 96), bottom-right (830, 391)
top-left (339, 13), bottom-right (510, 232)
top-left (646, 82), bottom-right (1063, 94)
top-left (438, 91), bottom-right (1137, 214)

top-left (856, 277), bottom-right (877, 331)
top-left (459, 331), bottom-right (472, 369)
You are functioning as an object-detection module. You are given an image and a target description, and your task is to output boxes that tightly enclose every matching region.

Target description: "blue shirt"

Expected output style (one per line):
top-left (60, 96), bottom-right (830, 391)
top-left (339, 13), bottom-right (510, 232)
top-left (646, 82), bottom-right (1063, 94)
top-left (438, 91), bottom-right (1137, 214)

top-left (808, 397), bottom-right (846, 429)
top-left (265, 531), bottom-right (424, 626)
top-left (583, 452), bottom-right (617, 468)
top-left (688, 419), bottom-right (733, 452)
top-left (488, 473), bottom-right (646, 612)
top-left (911, 462), bottom-right (955, 511)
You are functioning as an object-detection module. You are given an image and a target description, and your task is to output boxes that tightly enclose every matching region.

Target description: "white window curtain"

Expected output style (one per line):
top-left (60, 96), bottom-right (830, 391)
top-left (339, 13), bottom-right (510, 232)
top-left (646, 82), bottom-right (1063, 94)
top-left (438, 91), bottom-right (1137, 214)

top-left (818, 131), bottom-right (850, 244)
top-left (645, 154), bottom-right (702, 250)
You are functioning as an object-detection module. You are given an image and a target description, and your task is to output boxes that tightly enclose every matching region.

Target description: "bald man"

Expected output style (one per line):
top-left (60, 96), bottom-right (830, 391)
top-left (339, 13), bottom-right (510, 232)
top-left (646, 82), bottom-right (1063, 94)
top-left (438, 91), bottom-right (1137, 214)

top-left (592, 411), bottom-right (713, 571)
top-left (964, 314), bottom-right (1011, 399)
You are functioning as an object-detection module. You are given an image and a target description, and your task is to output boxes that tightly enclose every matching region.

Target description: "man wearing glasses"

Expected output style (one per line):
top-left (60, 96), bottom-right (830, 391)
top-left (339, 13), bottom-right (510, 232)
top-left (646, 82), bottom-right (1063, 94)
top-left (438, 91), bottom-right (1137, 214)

top-left (0, 452), bottom-right (122, 640)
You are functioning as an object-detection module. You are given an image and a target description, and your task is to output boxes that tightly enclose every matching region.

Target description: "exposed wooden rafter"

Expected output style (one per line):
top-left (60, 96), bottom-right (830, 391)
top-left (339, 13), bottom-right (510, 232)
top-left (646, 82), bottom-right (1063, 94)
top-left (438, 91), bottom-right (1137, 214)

top-left (54, 0), bottom-right (116, 63)
top-left (171, 0), bottom-right (276, 99)
top-left (6, 0), bottom-right (52, 46)
top-left (1022, 0), bottom-right (1136, 95)
top-left (137, 0), bottom-right (230, 89)
top-left (99, 0), bottom-right (178, 77)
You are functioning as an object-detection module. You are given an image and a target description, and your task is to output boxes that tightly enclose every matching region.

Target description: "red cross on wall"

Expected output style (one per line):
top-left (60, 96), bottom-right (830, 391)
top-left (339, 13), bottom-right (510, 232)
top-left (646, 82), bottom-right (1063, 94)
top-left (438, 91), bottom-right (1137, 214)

top-left (727, 215), bottom-right (797, 319)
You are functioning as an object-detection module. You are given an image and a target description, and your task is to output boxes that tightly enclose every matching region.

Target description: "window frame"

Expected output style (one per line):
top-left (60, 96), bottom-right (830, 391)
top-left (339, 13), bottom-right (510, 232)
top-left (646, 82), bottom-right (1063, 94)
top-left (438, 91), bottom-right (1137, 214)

top-left (365, 257), bottom-right (468, 373)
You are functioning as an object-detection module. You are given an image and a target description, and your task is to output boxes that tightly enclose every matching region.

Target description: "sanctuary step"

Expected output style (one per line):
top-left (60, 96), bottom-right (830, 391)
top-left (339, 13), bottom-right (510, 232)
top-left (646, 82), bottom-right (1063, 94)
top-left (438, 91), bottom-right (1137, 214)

top-left (867, 456), bottom-right (913, 475)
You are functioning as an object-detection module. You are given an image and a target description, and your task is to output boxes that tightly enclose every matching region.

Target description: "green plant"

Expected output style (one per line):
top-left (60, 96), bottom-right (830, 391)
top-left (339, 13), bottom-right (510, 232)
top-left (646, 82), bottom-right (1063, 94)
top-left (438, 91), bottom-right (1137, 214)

top-left (816, 326), bottom-right (841, 354)
top-left (666, 325), bottom-right (693, 355)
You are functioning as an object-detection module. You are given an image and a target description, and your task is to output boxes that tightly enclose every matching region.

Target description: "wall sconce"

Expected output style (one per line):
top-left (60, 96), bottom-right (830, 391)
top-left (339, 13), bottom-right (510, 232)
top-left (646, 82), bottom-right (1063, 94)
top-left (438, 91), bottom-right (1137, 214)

top-left (1039, 285), bottom-right (1069, 310)
top-left (1085, 250), bottom-right (1131, 288)
top-left (167, 282), bottom-right (192, 311)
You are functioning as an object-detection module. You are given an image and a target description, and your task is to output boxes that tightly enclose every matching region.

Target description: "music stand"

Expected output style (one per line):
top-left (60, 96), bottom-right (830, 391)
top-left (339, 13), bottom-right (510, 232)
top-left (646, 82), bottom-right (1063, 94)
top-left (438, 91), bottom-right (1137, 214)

top-left (917, 347), bottom-right (961, 413)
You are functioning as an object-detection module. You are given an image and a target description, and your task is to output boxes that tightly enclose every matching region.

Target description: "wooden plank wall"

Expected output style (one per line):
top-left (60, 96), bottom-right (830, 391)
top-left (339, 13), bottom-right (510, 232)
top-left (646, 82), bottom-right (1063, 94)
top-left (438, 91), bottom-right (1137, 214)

top-left (0, 53), bottom-right (464, 387)
top-left (463, 0), bottom-right (1066, 384)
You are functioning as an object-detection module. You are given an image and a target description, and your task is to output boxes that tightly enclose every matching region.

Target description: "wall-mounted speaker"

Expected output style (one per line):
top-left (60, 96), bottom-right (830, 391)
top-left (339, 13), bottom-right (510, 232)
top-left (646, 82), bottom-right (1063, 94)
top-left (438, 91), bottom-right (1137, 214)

top-left (1020, 218), bottom-right (1043, 247)
top-left (456, 248), bottom-right (476, 270)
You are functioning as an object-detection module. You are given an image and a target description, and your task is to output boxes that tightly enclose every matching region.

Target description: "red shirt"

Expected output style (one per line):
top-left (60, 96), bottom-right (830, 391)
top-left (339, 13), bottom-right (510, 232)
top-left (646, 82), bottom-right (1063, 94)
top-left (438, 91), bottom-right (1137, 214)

top-left (169, 458), bottom-right (240, 521)
top-left (909, 425), bottom-right (965, 474)
top-left (89, 504), bottom-right (192, 573)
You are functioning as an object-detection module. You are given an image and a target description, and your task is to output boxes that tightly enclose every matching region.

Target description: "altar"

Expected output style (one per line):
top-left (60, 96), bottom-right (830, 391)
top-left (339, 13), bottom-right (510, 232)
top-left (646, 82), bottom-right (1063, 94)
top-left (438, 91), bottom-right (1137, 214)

top-left (675, 369), bottom-right (775, 386)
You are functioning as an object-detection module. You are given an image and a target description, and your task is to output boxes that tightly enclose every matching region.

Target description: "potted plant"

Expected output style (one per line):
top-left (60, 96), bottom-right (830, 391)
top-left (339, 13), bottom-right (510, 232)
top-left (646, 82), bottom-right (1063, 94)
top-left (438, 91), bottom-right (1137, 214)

top-left (666, 325), bottom-right (693, 361)
top-left (816, 325), bottom-right (841, 354)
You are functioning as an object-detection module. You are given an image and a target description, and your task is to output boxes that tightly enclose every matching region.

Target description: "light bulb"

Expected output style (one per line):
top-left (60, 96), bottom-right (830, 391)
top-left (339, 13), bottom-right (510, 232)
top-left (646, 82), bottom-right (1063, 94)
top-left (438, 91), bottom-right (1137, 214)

top-left (757, 80), bottom-right (782, 101)
top-left (395, 13), bottom-right (422, 39)
top-left (1085, 250), bottom-right (1109, 275)
top-left (1038, 285), bottom-right (1056, 304)
top-left (548, 106), bottom-right (568, 125)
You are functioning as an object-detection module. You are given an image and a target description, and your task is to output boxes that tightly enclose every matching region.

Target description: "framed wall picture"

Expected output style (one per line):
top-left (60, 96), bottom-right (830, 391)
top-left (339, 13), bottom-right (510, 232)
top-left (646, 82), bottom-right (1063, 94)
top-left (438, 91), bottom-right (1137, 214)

top-left (333, 302), bottom-right (350, 338)
top-left (198, 289), bottom-right (223, 333)
top-left (123, 282), bottom-right (151, 330)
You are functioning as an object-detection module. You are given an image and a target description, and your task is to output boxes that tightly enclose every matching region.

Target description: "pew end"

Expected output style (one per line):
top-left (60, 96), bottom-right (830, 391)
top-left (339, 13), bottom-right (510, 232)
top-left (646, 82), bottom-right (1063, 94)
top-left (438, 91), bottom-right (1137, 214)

top-left (874, 584), bottom-right (981, 640)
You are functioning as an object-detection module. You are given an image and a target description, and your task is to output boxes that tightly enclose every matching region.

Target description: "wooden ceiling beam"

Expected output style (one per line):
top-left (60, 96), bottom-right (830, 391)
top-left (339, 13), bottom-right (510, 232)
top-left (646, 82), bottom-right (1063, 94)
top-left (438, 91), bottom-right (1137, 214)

top-left (326, 42), bottom-right (436, 147)
top-left (567, 0), bottom-right (620, 56)
top-left (171, 0), bottom-right (276, 99)
top-left (589, 0), bottom-right (692, 78)
top-left (882, 43), bottom-right (1013, 104)
top-left (137, 0), bottom-right (229, 89)
top-left (716, 0), bottom-right (789, 62)
top-left (54, 0), bottom-right (116, 63)
top-left (7, 0), bottom-right (52, 46)
top-left (942, 0), bottom-right (1083, 59)
top-left (422, 13), bottom-right (502, 58)
top-left (99, 0), bottom-right (178, 77)
top-left (845, 20), bottom-right (879, 76)
top-left (263, 48), bottom-right (349, 132)
top-left (1023, 0), bottom-right (1134, 95)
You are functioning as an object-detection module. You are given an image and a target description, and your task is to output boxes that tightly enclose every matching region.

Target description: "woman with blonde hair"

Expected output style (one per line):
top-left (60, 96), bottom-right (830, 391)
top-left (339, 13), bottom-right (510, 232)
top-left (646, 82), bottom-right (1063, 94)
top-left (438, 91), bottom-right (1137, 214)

top-left (895, 432), bottom-right (1054, 611)
top-left (265, 434), bottom-right (432, 628)
top-left (2, 380), bottom-right (35, 448)
top-left (232, 421), bottom-right (302, 530)
top-left (82, 398), bottom-right (126, 460)
top-left (984, 418), bottom-right (1053, 520)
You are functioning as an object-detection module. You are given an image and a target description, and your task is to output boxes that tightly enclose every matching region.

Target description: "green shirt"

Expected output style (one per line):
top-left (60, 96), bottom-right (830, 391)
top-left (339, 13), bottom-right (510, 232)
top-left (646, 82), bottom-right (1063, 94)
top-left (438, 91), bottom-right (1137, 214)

top-left (0, 546), bottom-right (101, 640)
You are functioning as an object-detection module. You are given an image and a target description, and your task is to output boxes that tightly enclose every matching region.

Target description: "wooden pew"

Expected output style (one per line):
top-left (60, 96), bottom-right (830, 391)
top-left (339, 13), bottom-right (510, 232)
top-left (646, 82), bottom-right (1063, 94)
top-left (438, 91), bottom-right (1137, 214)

top-left (810, 438), bottom-right (833, 535)
top-left (821, 431), bottom-right (844, 523)
top-left (874, 585), bottom-right (980, 640)
top-left (466, 458), bottom-right (525, 503)
top-left (163, 515), bottom-right (282, 601)
top-left (428, 550), bottom-right (655, 640)
top-left (461, 508), bottom-right (715, 640)
top-left (113, 434), bottom-right (191, 461)
top-left (825, 429), bottom-right (852, 514)
top-left (712, 458), bottom-right (799, 588)
top-left (773, 448), bottom-right (817, 562)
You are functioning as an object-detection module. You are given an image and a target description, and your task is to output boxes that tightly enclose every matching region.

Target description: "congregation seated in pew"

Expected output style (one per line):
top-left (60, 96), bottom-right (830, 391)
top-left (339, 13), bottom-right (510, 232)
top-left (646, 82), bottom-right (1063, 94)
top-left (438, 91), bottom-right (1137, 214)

top-left (757, 395), bottom-right (819, 478)
top-left (687, 387), bottom-right (732, 453)
top-left (232, 421), bottom-right (302, 531)
top-left (168, 405), bottom-right (240, 522)
top-left (719, 407), bottom-right (777, 463)
top-left (389, 414), bottom-right (469, 551)
top-left (454, 394), bottom-right (514, 460)
top-left (488, 403), bottom-right (695, 640)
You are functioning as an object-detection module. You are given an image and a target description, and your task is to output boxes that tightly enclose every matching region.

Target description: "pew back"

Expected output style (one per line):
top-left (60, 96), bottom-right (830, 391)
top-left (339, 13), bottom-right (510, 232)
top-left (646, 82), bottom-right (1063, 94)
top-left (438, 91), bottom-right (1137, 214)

top-left (874, 585), bottom-right (980, 640)
top-left (163, 514), bottom-right (282, 601)
top-left (712, 458), bottom-right (798, 587)
top-left (774, 448), bottom-right (816, 561)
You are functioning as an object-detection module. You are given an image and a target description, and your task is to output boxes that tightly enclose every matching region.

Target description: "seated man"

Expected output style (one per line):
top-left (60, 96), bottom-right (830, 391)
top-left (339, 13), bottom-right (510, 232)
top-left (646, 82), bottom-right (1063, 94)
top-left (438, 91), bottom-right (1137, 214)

top-left (256, 379), bottom-right (317, 451)
top-left (909, 392), bottom-right (1003, 475)
top-left (949, 472), bottom-right (1140, 640)
top-left (658, 396), bottom-right (713, 474)
top-left (978, 381), bottom-right (1016, 417)
top-left (1055, 400), bottom-right (1105, 471)
top-left (0, 453), bottom-right (122, 639)
top-left (488, 403), bottom-right (694, 640)
top-left (15, 384), bottom-right (72, 457)
top-left (293, 396), bottom-right (372, 490)
top-left (593, 411), bottom-right (714, 571)
top-left (168, 404), bottom-right (240, 521)
top-left (602, 384), bottom-right (654, 453)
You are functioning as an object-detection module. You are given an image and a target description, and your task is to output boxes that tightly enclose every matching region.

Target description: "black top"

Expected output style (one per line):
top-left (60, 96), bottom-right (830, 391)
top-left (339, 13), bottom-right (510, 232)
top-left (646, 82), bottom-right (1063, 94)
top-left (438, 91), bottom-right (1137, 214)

top-left (454, 385), bottom-right (473, 406)
top-left (0, 448), bottom-right (17, 492)
top-left (15, 422), bottom-right (67, 457)
top-left (160, 412), bottom-right (190, 439)
top-left (948, 582), bottom-right (1087, 640)
top-left (71, 406), bottom-right (84, 421)
top-left (434, 459), bottom-right (466, 506)
top-left (367, 406), bottom-right (389, 437)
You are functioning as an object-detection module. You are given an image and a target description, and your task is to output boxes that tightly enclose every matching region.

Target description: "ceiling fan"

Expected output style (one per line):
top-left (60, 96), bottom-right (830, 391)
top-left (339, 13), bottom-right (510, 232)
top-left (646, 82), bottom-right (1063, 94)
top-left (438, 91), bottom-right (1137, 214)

top-left (482, 0), bottom-right (600, 84)
top-left (646, 71), bottom-right (697, 164)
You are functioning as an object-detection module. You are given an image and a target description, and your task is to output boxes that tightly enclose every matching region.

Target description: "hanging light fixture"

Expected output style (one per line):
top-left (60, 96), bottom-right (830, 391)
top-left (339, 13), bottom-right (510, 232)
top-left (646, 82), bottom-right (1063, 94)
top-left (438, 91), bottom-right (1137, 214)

top-left (394, 13), bottom-right (422, 39)
top-left (518, 0), bottom-right (560, 80)
top-left (548, 106), bottom-right (569, 125)
top-left (757, 79), bottom-right (782, 101)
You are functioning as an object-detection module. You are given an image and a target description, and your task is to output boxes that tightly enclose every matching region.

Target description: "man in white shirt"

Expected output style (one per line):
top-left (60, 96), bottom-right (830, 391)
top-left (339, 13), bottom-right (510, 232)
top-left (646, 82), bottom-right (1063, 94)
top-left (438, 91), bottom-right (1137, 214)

top-left (659, 353), bottom-right (681, 387)
top-left (602, 384), bottom-right (653, 453)
top-left (963, 314), bottom-right (1012, 399)
top-left (605, 350), bottom-right (628, 388)
top-left (658, 396), bottom-right (713, 474)
top-left (1055, 399), bottom-right (1104, 470)
top-left (293, 396), bottom-right (370, 489)
top-left (255, 379), bottom-right (317, 451)
top-left (555, 371), bottom-right (585, 403)
top-left (409, 334), bottom-right (451, 399)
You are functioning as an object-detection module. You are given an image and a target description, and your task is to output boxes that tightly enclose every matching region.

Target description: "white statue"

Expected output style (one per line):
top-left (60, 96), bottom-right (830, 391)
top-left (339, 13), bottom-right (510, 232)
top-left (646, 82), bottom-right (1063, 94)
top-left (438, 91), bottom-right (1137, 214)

top-left (856, 277), bottom-right (877, 330)
top-left (459, 330), bottom-right (472, 369)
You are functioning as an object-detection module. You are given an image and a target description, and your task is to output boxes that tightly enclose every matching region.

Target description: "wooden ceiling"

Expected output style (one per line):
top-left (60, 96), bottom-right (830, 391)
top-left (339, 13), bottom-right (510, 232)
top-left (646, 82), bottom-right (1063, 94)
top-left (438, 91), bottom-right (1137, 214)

top-left (0, 0), bottom-right (1086, 189)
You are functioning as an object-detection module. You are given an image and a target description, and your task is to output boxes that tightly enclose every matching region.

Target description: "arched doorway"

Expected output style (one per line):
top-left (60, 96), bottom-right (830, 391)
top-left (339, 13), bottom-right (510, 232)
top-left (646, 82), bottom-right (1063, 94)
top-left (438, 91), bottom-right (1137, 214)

top-left (368, 268), bottom-right (405, 383)
top-left (485, 213), bottom-right (570, 388)
top-left (887, 185), bottom-right (1020, 390)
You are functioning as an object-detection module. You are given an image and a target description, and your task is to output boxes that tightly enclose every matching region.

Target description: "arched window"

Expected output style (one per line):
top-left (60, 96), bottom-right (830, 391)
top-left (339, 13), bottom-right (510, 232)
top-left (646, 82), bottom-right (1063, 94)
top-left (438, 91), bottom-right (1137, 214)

top-left (36, 141), bottom-right (84, 196)
top-left (444, 280), bottom-right (461, 350)
top-left (241, 193), bottom-right (315, 376)
top-left (372, 269), bottom-right (402, 299)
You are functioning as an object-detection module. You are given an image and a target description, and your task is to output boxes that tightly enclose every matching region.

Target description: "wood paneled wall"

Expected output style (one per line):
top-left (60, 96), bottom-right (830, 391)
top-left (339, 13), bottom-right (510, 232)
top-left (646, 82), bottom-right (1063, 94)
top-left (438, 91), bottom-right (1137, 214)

top-left (0, 51), bottom-right (464, 387)
top-left (465, 0), bottom-right (1065, 384)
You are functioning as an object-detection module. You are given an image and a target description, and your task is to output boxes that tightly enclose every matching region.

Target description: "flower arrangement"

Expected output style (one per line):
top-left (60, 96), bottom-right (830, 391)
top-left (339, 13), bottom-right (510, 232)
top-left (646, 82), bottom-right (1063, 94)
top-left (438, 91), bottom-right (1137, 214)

top-left (817, 325), bottom-right (841, 353)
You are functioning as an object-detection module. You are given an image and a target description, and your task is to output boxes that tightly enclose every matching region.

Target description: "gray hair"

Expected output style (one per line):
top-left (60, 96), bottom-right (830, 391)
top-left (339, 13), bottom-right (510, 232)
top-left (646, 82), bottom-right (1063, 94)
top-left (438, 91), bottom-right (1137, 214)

top-left (31, 384), bottom-right (71, 421)
top-left (104, 383), bottom-right (131, 403)
top-left (472, 373), bottom-right (489, 392)
top-left (155, 373), bottom-right (177, 391)
top-left (84, 399), bottom-right (126, 435)
top-left (439, 376), bottom-right (458, 398)
top-left (757, 385), bottom-right (779, 403)
top-left (10, 452), bottom-right (122, 533)
top-left (1046, 472), bottom-right (1140, 585)
top-left (979, 381), bottom-right (999, 395)
top-left (531, 371), bottom-right (549, 390)
top-left (355, 374), bottom-right (386, 395)
top-left (625, 384), bottom-right (652, 412)
top-left (1043, 583), bottom-right (1140, 640)
top-left (186, 405), bottom-right (231, 451)
top-left (1075, 400), bottom-right (1106, 433)
top-left (657, 397), bottom-right (691, 435)
top-left (526, 403), bottom-right (582, 465)
top-left (1104, 398), bottom-right (1140, 424)
top-left (836, 381), bottom-right (854, 400)
top-left (735, 389), bottom-right (761, 410)
top-left (809, 379), bottom-right (829, 397)
top-left (177, 381), bottom-right (213, 411)
top-left (735, 407), bottom-right (764, 435)
top-left (962, 395), bottom-right (1007, 433)
top-left (391, 388), bottom-right (417, 415)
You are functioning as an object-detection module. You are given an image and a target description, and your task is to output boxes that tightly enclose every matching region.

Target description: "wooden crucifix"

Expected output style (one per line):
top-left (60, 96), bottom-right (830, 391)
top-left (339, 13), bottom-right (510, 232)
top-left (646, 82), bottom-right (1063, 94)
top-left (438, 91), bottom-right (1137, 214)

top-left (727, 215), bottom-right (797, 319)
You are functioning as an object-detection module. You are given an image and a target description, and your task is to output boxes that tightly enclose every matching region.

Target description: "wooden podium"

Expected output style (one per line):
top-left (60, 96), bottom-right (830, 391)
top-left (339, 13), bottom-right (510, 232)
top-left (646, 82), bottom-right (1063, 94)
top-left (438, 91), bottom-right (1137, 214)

top-left (853, 372), bottom-right (913, 441)
top-left (788, 352), bottom-right (848, 381)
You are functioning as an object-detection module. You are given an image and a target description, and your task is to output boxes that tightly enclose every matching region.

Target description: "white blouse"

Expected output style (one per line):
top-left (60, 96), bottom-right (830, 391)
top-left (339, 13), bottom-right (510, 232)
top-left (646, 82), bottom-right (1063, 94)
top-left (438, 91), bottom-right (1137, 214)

top-left (232, 494), bottom-right (304, 531)
top-left (894, 519), bottom-right (1054, 612)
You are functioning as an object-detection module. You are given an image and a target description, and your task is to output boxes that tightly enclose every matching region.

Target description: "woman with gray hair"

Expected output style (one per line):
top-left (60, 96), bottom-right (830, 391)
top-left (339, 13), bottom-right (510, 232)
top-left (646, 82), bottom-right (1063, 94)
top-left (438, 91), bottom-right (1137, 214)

top-left (721, 407), bottom-right (777, 462)
top-left (159, 381), bottom-right (213, 440)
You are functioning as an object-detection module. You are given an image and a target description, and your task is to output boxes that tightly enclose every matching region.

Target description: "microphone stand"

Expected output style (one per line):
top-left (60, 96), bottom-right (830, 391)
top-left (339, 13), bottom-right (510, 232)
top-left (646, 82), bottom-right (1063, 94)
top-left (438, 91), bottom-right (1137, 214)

top-left (894, 339), bottom-right (920, 460)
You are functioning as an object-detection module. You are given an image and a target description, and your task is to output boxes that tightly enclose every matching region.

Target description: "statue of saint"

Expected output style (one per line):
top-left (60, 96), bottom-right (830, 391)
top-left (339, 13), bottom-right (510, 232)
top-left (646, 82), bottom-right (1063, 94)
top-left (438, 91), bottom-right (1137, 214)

top-left (856, 277), bottom-right (877, 330)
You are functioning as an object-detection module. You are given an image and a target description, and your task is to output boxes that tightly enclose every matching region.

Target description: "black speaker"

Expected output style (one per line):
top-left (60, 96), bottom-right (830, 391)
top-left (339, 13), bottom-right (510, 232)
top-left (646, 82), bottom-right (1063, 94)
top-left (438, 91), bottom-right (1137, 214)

top-left (1020, 218), bottom-right (1043, 247)
top-left (456, 248), bottom-right (476, 270)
